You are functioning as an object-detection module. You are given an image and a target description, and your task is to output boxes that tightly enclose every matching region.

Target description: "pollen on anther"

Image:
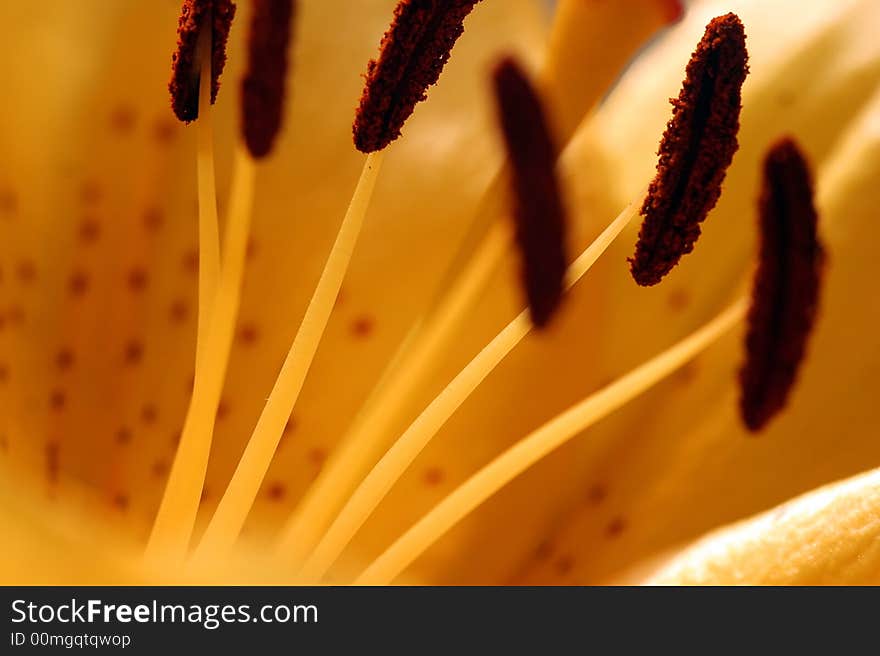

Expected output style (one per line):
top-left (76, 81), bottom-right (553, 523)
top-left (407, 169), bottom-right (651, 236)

top-left (739, 138), bottom-right (824, 432)
top-left (169, 0), bottom-right (237, 123)
top-left (493, 57), bottom-right (568, 328)
top-left (629, 13), bottom-right (749, 286)
top-left (353, 0), bottom-right (483, 153)
top-left (241, 0), bottom-right (296, 158)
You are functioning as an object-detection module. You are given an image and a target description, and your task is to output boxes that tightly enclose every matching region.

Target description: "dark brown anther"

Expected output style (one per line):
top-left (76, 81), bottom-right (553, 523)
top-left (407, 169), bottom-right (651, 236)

top-left (739, 138), bottom-right (825, 433)
top-left (353, 0), bottom-right (483, 153)
top-left (242, 0), bottom-right (296, 158)
top-left (169, 0), bottom-right (237, 124)
top-left (493, 57), bottom-right (568, 328)
top-left (629, 13), bottom-right (749, 286)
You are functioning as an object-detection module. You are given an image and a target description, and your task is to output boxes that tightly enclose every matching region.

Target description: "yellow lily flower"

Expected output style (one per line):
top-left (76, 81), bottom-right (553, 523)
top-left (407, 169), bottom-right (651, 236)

top-left (2, 0), bottom-right (877, 587)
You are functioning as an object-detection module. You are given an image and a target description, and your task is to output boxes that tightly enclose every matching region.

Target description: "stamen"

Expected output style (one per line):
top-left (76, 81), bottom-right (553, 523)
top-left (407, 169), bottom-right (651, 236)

top-left (629, 13), bottom-right (748, 286)
top-left (353, 0), bottom-right (483, 153)
top-left (295, 193), bottom-right (644, 582)
top-left (198, 0), bottom-right (484, 559)
top-left (194, 27), bottom-right (221, 373)
top-left (152, 148), bottom-right (258, 565)
top-left (242, 0), bottom-right (297, 158)
top-left (739, 138), bottom-right (824, 432)
top-left (493, 57), bottom-right (568, 328)
top-left (290, 19), bottom-right (746, 579)
top-left (274, 0), bottom-right (683, 569)
top-left (356, 298), bottom-right (747, 585)
top-left (195, 151), bottom-right (385, 559)
top-left (169, 0), bottom-right (237, 123)
top-left (150, 0), bottom-right (287, 563)
top-left (274, 217), bottom-right (511, 570)
top-left (148, 17), bottom-right (223, 563)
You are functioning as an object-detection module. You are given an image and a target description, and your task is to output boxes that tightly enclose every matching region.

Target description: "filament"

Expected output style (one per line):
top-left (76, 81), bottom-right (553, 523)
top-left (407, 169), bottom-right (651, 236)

top-left (147, 148), bottom-right (258, 563)
top-left (355, 297), bottom-right (747, 584)
top-left (194, 26), bottom-right (220, 371)
top-left (274, 218), bottom-right (510, 568)
top-left (196, 151), bottom-right (386, 557)
top-left (296, 189), bottom-right (645, 581)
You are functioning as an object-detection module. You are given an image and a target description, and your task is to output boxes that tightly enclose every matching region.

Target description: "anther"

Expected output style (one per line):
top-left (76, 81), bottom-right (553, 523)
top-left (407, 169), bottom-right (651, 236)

top-left (169, 0), bottom-right (237, 123)
top-left (242, 0), bottom-right (296, 158)
top-left (739, 138), bottom-right (825, 432)
top-left (630, 13), bottom-right (749, 286)
top-left (353, 0), bottom-right (483, 153)
top-left (493, 57), bottom-right (568, 328)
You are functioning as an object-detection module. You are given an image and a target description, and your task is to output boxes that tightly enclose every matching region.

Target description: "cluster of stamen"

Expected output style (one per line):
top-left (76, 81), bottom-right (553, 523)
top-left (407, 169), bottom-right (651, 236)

top-left (146, 0), bottom-right (827, 587)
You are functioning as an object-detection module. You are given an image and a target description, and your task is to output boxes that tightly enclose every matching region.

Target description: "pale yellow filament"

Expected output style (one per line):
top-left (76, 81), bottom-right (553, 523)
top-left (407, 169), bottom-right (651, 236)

top-left (195, 151), bottom-right (386, 558)
top-left (274, 0), bottom-right (664, 568)
top-left (275, 218), bottom-right (511, 568)
top-left (355, 297), bottom-right (748, 584)
top-left (147, 148), bottom-right (258, 563)
top-left (296, 191), bottom-right (645, 582)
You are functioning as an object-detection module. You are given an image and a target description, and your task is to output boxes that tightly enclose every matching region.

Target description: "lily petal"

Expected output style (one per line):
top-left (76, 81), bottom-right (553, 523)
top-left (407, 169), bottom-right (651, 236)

top-left (640, 466), bottom-right (880, 585)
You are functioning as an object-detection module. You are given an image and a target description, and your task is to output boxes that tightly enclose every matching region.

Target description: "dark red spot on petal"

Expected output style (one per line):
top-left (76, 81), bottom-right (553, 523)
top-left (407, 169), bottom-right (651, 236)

top-left (49, 389), bottom-right (66, 411)
top-left (110, 105), bottom-right (137, 134)
top-left (587, 484), bottom-right (607, 505)
top-left (68, 271), bottom-right (90, 297)
top-left (266, 482), bottom-right (286, 501)
top-left (0, 188), bottom-right (18, 214)
top-left (606, 516), bottom-right (627, 538)
top-left (78, 217), bottom-right (101, 243)
top-left (141, 404), bottom-right (158, 425)
top-left (423, 466), bottom-right (445, 486)
top-left (170, 299), bottom-right (190, 323)
top-left (115, 427), bottom-right (133, 445)
top-left (55, 348), bottom-right (75, 371)
top-left (182, 249), bottom-right (199, 275)
top-left (127, 268), bottom-right (149, 293)
top-left (554, 554), bottom-right (575, 576)
top-left (351, 316), bottom-right (375, 338)
top-left (124, 340), bottom-right (144, 365)
top-left (238, 322), bottom-right (259, 345)
top-left (15, 260), bottom-right (36, 285)
top-left (143, 207), bottom-right (164, 232)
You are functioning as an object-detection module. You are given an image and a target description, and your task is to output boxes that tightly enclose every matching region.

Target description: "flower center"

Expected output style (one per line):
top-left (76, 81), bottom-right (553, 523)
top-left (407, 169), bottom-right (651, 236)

top-left (135, 1), bottom-right (823, 586)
